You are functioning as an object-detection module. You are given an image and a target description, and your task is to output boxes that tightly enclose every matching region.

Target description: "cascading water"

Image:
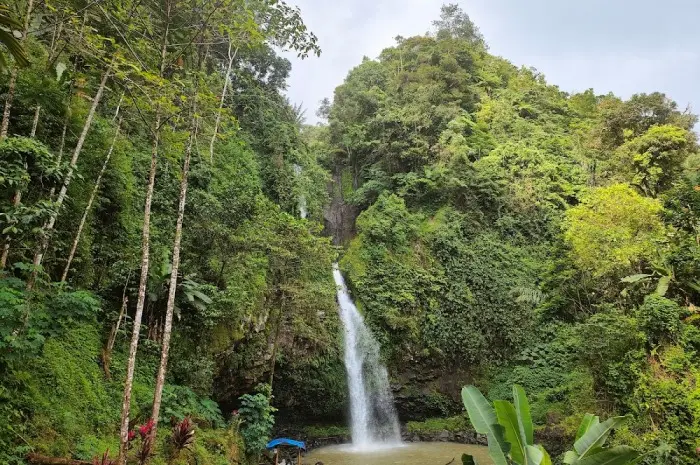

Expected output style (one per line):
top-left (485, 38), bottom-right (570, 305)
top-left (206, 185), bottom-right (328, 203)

top-left (292, 164), bottom-right (307, 219)
top-left (333, 264), bottom-right (402, 450)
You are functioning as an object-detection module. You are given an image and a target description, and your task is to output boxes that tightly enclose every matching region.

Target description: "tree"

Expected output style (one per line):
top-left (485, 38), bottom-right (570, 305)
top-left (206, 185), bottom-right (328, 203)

top-left (614, 125), bottom-right (694, 197)
top-left (432, 3), bottom-right (486, 48)
top-left (563, 184), bottom-right (666, 277)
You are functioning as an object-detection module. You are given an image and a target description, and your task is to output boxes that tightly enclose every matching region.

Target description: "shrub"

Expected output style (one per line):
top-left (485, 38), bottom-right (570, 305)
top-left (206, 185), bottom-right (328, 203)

top-left (238, 384), bottom-right (276, 456)
top-left (637, 295), bottom-right (682, 345)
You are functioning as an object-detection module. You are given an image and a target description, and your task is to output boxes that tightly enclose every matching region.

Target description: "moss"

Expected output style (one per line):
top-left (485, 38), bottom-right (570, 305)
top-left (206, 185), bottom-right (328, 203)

top-left (303, 424), bottom-right (350, 438)
top-left (340, 167), bottom-right (355, 199)
top-left (405, 415), bottom-right (472, 434)
top-left (25, 324), bottom-right (120, 456)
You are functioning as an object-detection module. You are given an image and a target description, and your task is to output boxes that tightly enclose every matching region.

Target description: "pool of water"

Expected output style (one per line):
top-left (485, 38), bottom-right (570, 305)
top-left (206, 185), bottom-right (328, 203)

top-left (303, 442), bottom-right (492, 465)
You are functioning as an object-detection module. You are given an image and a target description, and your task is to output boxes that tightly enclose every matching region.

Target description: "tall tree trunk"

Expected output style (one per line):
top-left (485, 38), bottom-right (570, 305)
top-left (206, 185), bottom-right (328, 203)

top-left (0, 0), bottom-right (35, 138)
top-left (0, 105), bottom-right (41, 269)
top-left (30, 105), bottom-right (41, 137)
top-left (118, 2), bottom-right (171, 459)
top-left (117, 109), bottom-right (160, 465)
top-left (151, 101), bottom-right (198, 436)
top-left (27, 69), bottom-right (110, 289)
top-left (209, 41), bottom-right (238, 162)
top-left (49, 104), bottom-right (72, 201)
top-left (102, 291), bottom-right (128, 380)
top-left (61, 99), bottom-right (122, 282)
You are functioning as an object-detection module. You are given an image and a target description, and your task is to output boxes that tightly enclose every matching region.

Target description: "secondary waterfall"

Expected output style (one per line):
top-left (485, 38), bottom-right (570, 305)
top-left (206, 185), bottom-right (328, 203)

top-left (333, 264), bottom-right (401, 449)
top-left (293, 164), bottom-right (307, 219)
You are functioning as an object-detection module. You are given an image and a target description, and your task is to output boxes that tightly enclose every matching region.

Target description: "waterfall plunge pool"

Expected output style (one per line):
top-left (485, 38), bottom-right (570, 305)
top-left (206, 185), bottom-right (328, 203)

top-left (304, 442), bottom-right (492, 465)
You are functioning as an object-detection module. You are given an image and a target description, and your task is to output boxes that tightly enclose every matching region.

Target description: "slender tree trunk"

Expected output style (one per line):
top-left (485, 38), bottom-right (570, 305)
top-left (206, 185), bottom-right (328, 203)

top-left (118, 2), bottom-right (171, 459)
top-left (209, 41), bottom-right (238, 162)
top-left (118, 112), bottom-right (160, 463)
top-left (49, 107), bottom-right (71, 201)
top-left (151, 102), bottom-right (198, 436)
top-left (0, 0), bottom-right (35, 138)
top-left (61, 101), bottom-right (122, 282)
top-left (30, 105), bottom-right (41, 137)
top-left (27, 69), bottom-right (110, 289)
top-left (103, 292), bottom-right (128, 380)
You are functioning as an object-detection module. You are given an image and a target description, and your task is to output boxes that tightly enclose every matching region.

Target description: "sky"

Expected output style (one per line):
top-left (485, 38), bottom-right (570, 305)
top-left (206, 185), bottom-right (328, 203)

top-left (280, 0), bottom-right (700, 125)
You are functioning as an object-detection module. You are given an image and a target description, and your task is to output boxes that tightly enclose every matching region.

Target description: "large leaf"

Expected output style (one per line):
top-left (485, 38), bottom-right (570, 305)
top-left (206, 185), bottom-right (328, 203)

top-left (538, 446), bottom-right (552, 465)
top-left (576, 446), bottom-right (639, 465)
top-left (575, 414), bottom-right (599, 441)
top-left (487, 429), bottom-right (509, 465)
top-left (573, 416), bottom-right (630, 459)
top-left (620, 274), bottom-right (652, 283)
top-left (462, 386), bottom-right (509, 465)
top-left (655, 275), bottom-right (671, 296)
top-left (462, 386), bottom-right (498, 435)
top-left (494, 400), bottom-right (525, 464)
top-left (513, 384), bottom-right (533, 445)
top-left (564, 451), bottom-right (580, 464)
top-left (525, 445), bottom-right (544, 465)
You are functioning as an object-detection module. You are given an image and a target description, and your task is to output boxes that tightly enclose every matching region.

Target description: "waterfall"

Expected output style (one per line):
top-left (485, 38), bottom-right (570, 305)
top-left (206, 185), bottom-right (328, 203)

top-left (293, 164), bottom-right (307, 219)
top-left (333, 264), bottom-right (401, 449)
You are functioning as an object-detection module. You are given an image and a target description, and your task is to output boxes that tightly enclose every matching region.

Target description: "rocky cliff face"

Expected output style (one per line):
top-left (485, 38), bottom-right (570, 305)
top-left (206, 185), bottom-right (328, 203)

top-left (323, 166), bottom-right (359, 246)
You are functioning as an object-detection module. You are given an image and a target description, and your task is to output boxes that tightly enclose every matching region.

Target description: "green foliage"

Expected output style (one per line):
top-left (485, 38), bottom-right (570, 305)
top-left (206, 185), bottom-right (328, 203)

top-left (637, 295), bottom-right (682, 346)
top-left (574, 311), bottom-right (645, 404)
top-left (405, 415), bottom-right (471, 435)
top-left (238, 384), bottom-right (276, 456)
top-left (564, 184), bottom-right (666, 277)
top-left (614, 125), bottom-right (692, 197)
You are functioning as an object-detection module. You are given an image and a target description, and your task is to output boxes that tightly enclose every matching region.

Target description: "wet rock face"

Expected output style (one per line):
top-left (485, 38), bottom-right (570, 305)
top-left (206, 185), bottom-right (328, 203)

top-left (401, 429), bottom-right (485, 445)
top-left (391, 365), bottom-right (474, 421)
top-left (323, 167), bottom-right (360, 246)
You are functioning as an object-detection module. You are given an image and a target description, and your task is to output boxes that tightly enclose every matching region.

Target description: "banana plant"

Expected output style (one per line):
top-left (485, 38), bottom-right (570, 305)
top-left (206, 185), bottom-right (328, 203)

top-left (461, 385), bottom-right (642, 465)
top-left (0, 4), bottom-right (29, 71)
top-left (563, 414), bottom-right (642, 465)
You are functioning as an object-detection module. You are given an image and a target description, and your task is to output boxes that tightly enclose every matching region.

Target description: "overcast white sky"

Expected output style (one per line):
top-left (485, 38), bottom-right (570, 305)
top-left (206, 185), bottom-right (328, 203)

top-left (280, 0), bottom-right (700, 125)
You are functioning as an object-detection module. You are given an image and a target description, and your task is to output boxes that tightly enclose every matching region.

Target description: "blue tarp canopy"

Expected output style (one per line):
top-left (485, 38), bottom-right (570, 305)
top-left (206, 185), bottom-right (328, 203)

top-left (265, 438), bottom-right (306, 450)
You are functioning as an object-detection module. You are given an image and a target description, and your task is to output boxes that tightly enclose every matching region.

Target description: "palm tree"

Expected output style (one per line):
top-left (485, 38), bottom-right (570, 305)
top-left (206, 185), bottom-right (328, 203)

top-left (0, 4), bottom-right (29, 71)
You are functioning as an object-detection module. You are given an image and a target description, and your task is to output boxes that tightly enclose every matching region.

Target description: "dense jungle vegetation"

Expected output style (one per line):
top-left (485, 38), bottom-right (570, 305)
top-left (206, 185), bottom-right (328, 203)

top-left (1, 1), bottom-right (699, 464)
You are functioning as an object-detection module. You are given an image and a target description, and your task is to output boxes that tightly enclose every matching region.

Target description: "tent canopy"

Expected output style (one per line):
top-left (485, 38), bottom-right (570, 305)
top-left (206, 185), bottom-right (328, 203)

top-left (265, 438), bottom-right (306, 450)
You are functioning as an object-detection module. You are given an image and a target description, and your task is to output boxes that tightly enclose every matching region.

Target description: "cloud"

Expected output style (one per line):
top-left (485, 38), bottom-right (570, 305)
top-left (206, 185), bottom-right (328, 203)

top-left (282, 0), bottom-right (700, 125)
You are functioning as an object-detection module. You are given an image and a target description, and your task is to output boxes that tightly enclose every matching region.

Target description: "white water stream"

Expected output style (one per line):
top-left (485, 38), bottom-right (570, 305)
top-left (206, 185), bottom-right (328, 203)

top-left (333, 265), bottom-right (401, 450)
top-left (293, 164), bottom-right (307, 219)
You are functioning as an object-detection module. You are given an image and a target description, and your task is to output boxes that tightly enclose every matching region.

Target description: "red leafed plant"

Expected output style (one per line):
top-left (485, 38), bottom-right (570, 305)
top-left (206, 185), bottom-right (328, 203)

top-left (135, 418), bottom-right (155, 465)
top-left (170, 416), bottom-right (195, 452)
top-left (138, 418), bottom-right (155, 439)
top-left (92, 450), bottom-right (115, 465)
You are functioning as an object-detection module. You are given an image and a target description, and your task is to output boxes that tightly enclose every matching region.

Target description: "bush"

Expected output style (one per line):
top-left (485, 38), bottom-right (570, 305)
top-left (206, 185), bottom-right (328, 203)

top-left (574, 310), bottom-right (645, 405)
top-left (637, 295), bottom-right (682, 345)
top-left (238, 384), bottom-right (276, 456)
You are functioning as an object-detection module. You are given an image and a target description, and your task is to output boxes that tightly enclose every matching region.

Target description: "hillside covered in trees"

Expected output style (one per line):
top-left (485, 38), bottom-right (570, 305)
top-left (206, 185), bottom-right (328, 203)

top-left (1, 1), bottom-right (700, 464)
